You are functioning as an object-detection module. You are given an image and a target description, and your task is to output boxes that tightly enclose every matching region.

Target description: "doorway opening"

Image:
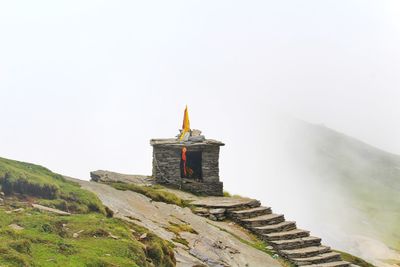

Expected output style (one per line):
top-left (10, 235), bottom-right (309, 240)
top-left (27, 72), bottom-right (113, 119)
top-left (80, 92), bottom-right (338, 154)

top-left (181, 151), bottom-right (202, 180)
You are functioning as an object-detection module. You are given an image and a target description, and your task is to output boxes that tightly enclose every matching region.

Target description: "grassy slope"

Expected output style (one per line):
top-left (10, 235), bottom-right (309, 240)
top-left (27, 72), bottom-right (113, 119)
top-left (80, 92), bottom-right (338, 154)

top-left (0, 157), bottom-right (175, 267)
top-left (293, 122), bottom-right (400, 251)
top-left (0, 157), bottom-right (105, 214)
top-left (334, 250), bottom-right (375, 267)
top-left (106, 181), bottom-right (192, 208)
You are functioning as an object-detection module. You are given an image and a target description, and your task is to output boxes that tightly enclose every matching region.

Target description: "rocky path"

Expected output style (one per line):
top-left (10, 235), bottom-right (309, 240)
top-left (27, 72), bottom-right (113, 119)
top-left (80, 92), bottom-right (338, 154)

top-left (67, 177), bottom-right (281, 267)
top-left (192, 199), bottom-right (350, 267)
top-left (78, 171), bottom-right (352, 266)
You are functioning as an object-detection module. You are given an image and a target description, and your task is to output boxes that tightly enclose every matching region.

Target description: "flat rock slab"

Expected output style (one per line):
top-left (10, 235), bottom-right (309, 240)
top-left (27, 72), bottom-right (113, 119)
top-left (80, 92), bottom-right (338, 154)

top-left (9, 224), bottom-right (24, 231)
top-left (269, 236), bottom-right (321, 250)
top-left (191, 197), bottom-right (260, 209)
top-left (32, 204), bottom-right (71, 216)
top-left (231, 206), bottom-right (271, 215)
top-left (252, 221), bottom-right (296, 234)
top-left (264, 229), bottom-right (310, 241)
top-left (293, 252), bottom-right (342, 265)
top-left (281, 245), bottom-right (331, 259)
top-left (301, 260), bottom-right (350, 267)
top-left (193, 207), bottom-right (209, 214)
top-left (242, 213), bottom-right (285, 227)
top-left (209, 208), bottom-right (226, 215)
top-left (89, 170), bottom-right (154, 185)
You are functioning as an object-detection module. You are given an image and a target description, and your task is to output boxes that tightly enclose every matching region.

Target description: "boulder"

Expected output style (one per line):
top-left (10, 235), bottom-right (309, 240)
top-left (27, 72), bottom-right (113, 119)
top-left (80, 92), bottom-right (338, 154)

top-left (9, 224), bottom-right (24, 231)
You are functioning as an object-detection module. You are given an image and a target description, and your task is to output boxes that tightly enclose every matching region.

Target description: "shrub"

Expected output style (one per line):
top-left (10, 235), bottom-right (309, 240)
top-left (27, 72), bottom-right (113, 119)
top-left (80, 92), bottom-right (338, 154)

top-left (146, 243), bottom-right (163, 264)
top-left (9, 240), bottom-right (32, 255)
top-left (58, 241), bottom-right (77, 255)
top-left (2, 173), bottom-right (60, 199)
top-left (41, 223), bottom-right (54, 233)
top-left (0, 245), bottom-right (32, 267)
top-left (105, 206), bottom-right (114, 218)
top-left (223, 191), bottom-right (232, 197)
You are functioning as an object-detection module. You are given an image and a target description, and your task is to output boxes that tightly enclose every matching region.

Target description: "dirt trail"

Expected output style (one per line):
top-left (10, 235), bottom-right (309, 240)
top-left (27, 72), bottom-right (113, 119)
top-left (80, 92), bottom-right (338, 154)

top-left (70, 178), bottom-right (281, 267)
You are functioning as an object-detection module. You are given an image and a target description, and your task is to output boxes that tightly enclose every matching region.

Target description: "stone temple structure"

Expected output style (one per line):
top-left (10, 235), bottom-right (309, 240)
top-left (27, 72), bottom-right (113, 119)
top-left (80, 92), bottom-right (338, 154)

top-left (150, 137), bottom-right (224, 196)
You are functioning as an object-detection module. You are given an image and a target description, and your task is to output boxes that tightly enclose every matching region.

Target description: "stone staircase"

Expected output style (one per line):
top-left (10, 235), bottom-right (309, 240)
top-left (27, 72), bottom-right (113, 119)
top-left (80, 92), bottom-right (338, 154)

top-left (193, 198), bottom-right (350, 267)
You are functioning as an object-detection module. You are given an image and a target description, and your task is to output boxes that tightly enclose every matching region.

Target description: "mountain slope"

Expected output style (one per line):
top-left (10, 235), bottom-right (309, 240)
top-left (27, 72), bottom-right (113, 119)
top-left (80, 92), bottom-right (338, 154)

top-left (0, 157), bottom-right (105, 214)
top-left (70, 176), bottom-right (284, 267)
top-left (0, 157), bottom-right (284, 267)
top-left (287, 121), bottom-right (400, 266)
top-left (0, 157), bottom-right (175, 267)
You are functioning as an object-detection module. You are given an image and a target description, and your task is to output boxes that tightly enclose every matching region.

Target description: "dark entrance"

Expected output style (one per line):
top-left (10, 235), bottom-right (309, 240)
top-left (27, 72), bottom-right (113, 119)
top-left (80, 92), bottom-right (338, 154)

top-left (181, 151), bottom-right (202, 180)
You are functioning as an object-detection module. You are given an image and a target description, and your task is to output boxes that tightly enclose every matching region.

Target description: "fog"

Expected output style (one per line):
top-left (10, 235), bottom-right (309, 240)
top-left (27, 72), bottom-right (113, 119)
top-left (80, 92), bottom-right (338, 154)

top-left (1, 1), bottom-right (400, 264)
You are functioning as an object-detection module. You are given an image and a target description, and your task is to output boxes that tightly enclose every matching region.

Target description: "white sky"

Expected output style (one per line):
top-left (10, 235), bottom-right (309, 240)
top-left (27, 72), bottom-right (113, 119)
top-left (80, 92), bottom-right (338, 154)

top-left (0, 0), bottom-right (399, 182)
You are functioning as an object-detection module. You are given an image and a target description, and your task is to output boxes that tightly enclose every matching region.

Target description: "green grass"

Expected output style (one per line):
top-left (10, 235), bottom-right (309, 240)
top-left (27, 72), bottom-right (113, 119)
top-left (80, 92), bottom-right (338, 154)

top-left (349, 179), bottom-right (400, 251)
top-left (222, 191), bottom-right (244, 198)
top-left (0, 156), bottom-right (176, 266)
top-left (0, 157), bottom-right (105, 214)
top-left (164, 221), bottom-right (197, 248)
top-left (295, 123), bottom-right (400, 253)
top-left (0, 204), bottom-right (175, 267)
top-left (334, 250), bottom-right (375, 267)
top-left (106, 181), bottom-right (192, 208)
top-left (165, 222), bottom-right (198, 236)
top-left (223, 191), bottom-right (232, 197)
top-left (171, 237), bottom-right (189, 247)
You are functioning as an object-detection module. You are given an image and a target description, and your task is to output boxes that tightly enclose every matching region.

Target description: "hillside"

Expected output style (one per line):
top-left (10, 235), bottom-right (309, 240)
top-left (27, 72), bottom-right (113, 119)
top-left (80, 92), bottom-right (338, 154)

top-left (0, 157), bottom-right (175, 267)
top-left (78, 170), bottom-right (376, 267)
top-left (286, 121), bottom-right (400, 266)
top-left (0, 156), bottom-right (375, 267)
top-left (0, 157), bottom-right (285, 267)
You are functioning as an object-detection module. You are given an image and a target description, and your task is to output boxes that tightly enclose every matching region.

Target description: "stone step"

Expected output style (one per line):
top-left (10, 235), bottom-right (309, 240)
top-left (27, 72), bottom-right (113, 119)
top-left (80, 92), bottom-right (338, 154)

top-left (292, 252), bottom-right (342, 266)
top-left (229, 206), bottom-right (272, 220)
top-left (281, 246), bottom-right (331, 259)
top-left (269, 236), bottom-right (322, 250)
top-left (191, 198), bottom-right (261, 211)
top-left (224, 199), bottom-right (262, 212)
top-left (241, 213), bottom-right (285, 227)
top-left (252, 221), bottom-right (296, 234)
top-left (263, 229), bottom-right (310, 241)
top-left (301, 261), bottom-right (350, 267)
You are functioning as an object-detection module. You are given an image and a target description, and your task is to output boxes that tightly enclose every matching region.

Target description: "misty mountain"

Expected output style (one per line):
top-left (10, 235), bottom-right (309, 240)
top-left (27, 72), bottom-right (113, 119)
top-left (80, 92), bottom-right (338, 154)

top-left (286, 120), bottom-right (400, 265)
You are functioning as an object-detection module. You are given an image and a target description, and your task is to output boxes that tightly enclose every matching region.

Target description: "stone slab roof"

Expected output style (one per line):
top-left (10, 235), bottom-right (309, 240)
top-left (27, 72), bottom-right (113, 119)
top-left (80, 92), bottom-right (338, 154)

top-left (150, 138), bottom-right (224, 147)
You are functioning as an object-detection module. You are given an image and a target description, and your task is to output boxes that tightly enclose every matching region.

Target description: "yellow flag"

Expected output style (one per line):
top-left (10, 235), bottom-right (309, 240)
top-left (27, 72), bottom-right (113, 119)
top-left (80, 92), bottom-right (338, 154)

top-left (180, 106), bottom-right (190, 140)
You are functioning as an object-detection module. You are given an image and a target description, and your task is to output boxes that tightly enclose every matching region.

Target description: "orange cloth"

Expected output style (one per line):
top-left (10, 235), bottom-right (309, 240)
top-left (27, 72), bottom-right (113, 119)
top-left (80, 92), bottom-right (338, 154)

top-left (182, 147), bottom-right (187, 176)
top-left (179, 105), bottom-right (190, 140)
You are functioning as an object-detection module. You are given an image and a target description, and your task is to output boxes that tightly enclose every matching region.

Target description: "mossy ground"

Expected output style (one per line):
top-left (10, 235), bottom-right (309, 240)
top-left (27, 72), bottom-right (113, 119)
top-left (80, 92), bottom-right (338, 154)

top-left (106, 182), bottom-right (192, 208)
top-left (0, 202), bottom-right (175, 267)
top-left (334, 250), bottom-right (375, 267)
top-left (165, 221), bottom-right (198, 236)
top-left (222, 191), bottom-right (243, 198)
top-left (222, 191), bottom-right (231, 197)
top-left (0, 157), bottom-right (105, 214)
top-left (0, 157), bottom-right (176, 267)
top-left (164, 221), bottom-right (198, 248)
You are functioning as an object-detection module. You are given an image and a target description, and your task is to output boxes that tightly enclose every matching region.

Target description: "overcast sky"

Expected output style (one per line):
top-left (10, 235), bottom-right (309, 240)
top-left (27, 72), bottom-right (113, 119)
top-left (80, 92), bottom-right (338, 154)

top-left (0, 0), bottom-right (399, 182)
